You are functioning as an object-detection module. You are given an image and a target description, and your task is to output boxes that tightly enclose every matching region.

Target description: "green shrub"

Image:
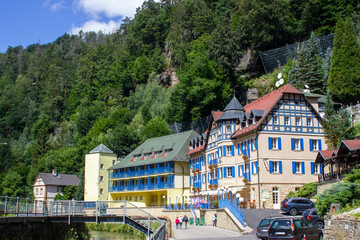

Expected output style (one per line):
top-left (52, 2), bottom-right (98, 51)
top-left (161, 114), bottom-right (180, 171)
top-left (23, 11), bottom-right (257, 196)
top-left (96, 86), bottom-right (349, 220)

top-left (294, 182), bottom-right (317, 198)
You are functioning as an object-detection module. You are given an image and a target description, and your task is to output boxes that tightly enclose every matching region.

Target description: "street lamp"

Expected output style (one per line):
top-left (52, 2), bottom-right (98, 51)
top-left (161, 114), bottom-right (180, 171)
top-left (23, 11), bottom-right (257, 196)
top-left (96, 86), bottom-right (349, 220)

top-left (163, 195), bottom-right (166, 209)
top-left (239, 197), bottom-right (244, 217)
top-left (231, 189), bottom-right (237, 202)
top-left (182, 194), bottom-right (185, 205)
top-left (225, 185), bottom-right (229, 199)
top-left (220, 186), bottom-right (224, 199)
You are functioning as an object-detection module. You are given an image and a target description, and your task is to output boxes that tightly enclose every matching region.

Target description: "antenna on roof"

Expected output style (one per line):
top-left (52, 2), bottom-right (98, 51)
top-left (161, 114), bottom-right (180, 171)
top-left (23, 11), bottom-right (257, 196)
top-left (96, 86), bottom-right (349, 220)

top-left (233, 88), bottom-right (236, 97)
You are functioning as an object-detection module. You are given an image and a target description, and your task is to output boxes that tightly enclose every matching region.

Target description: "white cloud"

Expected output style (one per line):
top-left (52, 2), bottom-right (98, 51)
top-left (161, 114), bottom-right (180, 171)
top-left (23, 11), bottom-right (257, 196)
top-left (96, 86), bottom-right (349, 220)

top-left (50, 1), bottom-right (65, 12)
top-left (76, 0), bottom-right (145, 18)
top-left (70, 19), bottom-right (122, 34)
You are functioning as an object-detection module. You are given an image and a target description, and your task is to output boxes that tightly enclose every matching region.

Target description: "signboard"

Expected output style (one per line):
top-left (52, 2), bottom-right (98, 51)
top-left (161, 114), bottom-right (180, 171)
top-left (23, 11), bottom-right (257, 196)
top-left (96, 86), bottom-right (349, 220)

top-left (262, 191), bottom-right (271, 199)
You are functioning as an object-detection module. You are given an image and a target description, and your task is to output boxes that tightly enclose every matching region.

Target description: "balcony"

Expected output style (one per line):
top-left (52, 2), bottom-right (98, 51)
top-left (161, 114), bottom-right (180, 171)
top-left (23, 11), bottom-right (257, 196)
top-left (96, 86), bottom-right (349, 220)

top-left (109, 181), bottom-right (175, 192)
top-left (193, 182), bottom-right (202, 189)
top-left (110, 165), bottom-right (174, 179)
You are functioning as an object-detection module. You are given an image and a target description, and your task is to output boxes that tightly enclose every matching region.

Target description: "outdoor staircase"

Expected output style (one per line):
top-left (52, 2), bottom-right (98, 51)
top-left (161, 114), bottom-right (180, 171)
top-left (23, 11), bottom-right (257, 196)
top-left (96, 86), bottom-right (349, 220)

top-left (125, 216), bottom-right (154, 235)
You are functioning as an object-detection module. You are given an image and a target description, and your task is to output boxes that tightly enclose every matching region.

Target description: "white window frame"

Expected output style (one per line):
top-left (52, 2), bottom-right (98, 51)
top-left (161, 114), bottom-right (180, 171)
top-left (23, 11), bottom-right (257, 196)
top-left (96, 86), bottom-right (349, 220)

top-left (40, 188), bottom-right (43, 195)
top-left (307, 117), bottom-right (312, 127)
top-left (285, 116), bottom-right (290, 125)
top-left (100, 176), bottom-right (104, 182)
top-left (227, 167), bottom-right (232, 177)
top-left (294, 139), bottom-right (300, 150)
top-left (100, 164), bottom-right (104, 169)
top-left (314, 163), bottom-right (321, 174)
top-left (273, 161), bottom-right (279, 173)
top-left (226, 145), bottom-right (232, 155)
top-left (312, 140), bottom-right (319, 150)
top-left (296, 117), bottom-right (301, 126)
top-left (35, 188), bottom-right (39, 196)
top-left (226, 125), bottom-right (231, 133)
top-left (295, 162), bottom-right (301, 173)
top-left (273, 115), bottom-right (279, 125)
top-left (271, 138), bottom-right (278, 149)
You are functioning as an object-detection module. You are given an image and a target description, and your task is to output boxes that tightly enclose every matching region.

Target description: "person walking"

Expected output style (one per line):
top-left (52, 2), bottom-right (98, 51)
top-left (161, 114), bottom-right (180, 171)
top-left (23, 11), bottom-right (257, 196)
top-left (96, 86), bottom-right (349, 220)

top-left (212, 213), bottom-right (217, 227)
top-left (182, 215), bottom-right (189, 229)
top-left (175, 216), bottom-right (180, 229)
top-left (179, 215), bottom-right (183, 229)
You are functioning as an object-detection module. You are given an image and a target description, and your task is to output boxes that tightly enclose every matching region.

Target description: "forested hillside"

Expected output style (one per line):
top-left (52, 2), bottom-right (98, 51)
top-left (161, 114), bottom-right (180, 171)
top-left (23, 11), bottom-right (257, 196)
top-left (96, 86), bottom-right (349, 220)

top-left (0, 0), bottom-right (358, 199)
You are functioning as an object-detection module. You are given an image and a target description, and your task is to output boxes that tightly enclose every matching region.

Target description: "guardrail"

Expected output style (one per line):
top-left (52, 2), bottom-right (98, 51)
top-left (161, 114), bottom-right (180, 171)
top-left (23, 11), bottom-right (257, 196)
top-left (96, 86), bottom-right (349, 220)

top-left (219, 198), bottom-right (245, 226)
top-left (0, 196), bottom-right (167, 240)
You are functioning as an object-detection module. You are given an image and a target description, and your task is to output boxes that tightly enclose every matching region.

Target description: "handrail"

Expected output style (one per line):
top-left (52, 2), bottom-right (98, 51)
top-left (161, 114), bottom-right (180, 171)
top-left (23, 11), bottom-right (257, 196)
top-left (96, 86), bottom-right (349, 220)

top-left (188, 203), bottom-right (197, 219)
top-left (219, 198), bottom-right (245, 226)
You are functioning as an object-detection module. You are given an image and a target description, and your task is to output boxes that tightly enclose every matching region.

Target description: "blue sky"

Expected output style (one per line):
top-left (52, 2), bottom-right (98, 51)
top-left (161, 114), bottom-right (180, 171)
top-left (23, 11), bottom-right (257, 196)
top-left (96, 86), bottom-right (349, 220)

top-left (0, 0), bottom-right (146, 53)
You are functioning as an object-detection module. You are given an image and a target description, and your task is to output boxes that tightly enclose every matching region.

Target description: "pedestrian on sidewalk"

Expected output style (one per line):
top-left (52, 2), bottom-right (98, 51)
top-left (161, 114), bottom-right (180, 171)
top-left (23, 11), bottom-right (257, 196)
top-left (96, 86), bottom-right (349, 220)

top-left (179, 215), bottom-right (183, 229)
top-left (212, 213), bottom-right (217, 227)
top-left (182, 215), bottom-right (188, 229)
top-left (175, 216), bottom-right (180, 229)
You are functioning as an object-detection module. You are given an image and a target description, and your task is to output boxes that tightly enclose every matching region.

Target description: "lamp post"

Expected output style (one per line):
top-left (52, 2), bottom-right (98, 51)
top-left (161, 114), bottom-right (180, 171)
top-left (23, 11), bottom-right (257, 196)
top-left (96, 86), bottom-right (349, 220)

top-left (231, 189), bottom-right (237, 203)
top-left (239, 197), bottom-right (244, 216)
top-left (182, 194), bottom-right (185, 205)
top-left (163, 195), bottom-right (166, 209)
top-left (176, 195), bottom-right (178, 208)
top-left (220, 186), bottom-right (224, 199)
top-left (225, 186), bottom-right (229, 199)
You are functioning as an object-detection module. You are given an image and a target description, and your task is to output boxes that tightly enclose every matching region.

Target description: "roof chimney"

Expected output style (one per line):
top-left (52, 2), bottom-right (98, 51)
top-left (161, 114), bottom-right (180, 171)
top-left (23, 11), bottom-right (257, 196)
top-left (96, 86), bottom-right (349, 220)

top-left (52, 169), bottom-right (57, 176)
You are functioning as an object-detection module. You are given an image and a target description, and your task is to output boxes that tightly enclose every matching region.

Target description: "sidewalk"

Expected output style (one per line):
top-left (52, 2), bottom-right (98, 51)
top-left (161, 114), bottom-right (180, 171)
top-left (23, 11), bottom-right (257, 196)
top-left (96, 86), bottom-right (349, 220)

top-left (169, 224), bottom-right (242, 240)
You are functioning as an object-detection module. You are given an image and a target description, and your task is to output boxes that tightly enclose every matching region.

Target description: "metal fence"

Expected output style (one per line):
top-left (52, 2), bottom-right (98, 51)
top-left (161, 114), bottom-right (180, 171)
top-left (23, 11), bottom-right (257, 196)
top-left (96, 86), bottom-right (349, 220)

top-left (0, 197), bottom-right (167, 240)
top-left (170, 116), bottom-right (210, 134)
top-left (259, 33), bottom-right (334, 73)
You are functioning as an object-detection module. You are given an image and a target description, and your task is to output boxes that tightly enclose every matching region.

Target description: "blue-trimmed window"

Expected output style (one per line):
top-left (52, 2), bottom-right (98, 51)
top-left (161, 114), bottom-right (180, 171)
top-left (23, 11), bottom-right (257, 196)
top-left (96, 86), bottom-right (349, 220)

top-left (268, 137), bottom-right (282, 150)
top-left (310, 139), bottom-right (322, 151)
top-left (291, 138), bottom-right (304, 151)
top-left (269, 161), bottom-right (282, 173)
top-left (311, 162), bottom-right (322, 174)
top-left (273, 115), bottom-right (279, 125)
top-left (292, 161), bottom-right (305, 174)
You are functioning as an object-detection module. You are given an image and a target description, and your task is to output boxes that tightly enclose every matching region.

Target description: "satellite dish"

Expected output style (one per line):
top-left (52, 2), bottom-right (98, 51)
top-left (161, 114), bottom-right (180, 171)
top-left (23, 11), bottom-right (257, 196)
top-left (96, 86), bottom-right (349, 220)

top-left (275, 81), bottom-right (280, 87)
top-left (305, 84), bottom-right (309, 89)
top-left (279, 78), bottom-right (284, 85)
top-left (277, 73), bottom-right (282, 79)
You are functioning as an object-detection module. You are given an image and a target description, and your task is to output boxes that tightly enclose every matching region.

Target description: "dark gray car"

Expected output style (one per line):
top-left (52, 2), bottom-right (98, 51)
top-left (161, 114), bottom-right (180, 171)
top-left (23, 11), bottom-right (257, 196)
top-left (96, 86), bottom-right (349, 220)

top-left (281, 197), bottom-right (315, 215)
top-left (302, 208), bottom-right (324, 229)
top-left (256, 217), bottom-right (277, 239)
top-left (268, 216), bottom-right (323, 240)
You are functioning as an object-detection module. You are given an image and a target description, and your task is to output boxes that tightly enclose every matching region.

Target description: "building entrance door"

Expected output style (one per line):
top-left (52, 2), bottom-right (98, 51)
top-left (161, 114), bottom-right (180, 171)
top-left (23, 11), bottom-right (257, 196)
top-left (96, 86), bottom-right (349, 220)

top-left (272, 187), bottom-right (280, 209)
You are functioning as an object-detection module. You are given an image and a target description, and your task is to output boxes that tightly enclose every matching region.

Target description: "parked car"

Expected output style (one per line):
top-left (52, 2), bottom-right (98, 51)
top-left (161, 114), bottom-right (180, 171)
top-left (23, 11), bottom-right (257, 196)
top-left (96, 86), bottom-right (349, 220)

top-left (281, 197), bottom-right (315, 215)
top-left (268, 216), bottom-right (323, 240)
top-left (256, 216), bottom-right (278, 239)
top-left (302, 208), bottom-right (324, 229)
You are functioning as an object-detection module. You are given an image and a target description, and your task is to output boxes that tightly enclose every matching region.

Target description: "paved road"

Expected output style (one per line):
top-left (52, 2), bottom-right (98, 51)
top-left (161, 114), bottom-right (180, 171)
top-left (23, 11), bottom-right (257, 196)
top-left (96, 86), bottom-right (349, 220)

top-left (170, 209), bottom-right (284, 240)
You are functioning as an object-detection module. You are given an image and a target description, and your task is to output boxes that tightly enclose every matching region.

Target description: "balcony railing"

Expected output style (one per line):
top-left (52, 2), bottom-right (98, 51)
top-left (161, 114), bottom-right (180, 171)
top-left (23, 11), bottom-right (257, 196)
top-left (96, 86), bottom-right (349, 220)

top-left (318, 167), bottom-right (354, 183)
top-left (109, 181), bottom-right (174, 192)
top-left (193, 182), bottom-right (202, 189)
top-left (110, 165), bottom-right (174, 179)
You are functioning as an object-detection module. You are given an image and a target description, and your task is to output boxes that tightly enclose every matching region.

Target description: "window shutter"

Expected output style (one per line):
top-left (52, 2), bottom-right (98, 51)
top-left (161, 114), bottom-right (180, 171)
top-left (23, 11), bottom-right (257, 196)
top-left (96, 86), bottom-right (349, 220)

top-left (231, 145), bottom-right (235, 156)
top-left (278, 137), bottom-right (282, 150)
top-left (241, 142), bottom-right (244, 154)
top-left (251, 162), bottom-right (254, 174)
top-left (238, 165), bottom-right (241, 177)
top-left (238, 144), bottom-right (240, 155)
top-left (319, 139), bottom-right (322, 150)
top-left (292, 162), bottom-right (296, 174)
top-left (320, 164), bottom-right (323, 174)
top-left (300, 139), bottom-right (304, 151)
top-left (301, 162), bottom-right (305, 174)
top-left (223, 146), bottom-right (226, 156)
top-left (241, 165), bottom-right (244, 176)
top-left (311, 162), bottom-right (315, 174)
top-left (291, 138), bottom-right (295, 150)
top-left (269, 161), bottom-right (273, 173)
top-left (232, 166), bottom-right (235, 177)
top-left (255, 137), bottom-right (258, 150)
top-left (247, 163), bottom-right (251, 181)
top-left (256, 161), bottom-right (258, 173)
top-left (247, 141), bottom-right (251, 156)
top-left (310, 139), bottom-right (313, 151)
top-left (268, 137), bottom-right (272, 150)
top-left (190, 177), bottom-right (192, 185)
top-left (251, 139), bottom-right (254, 151)
top-left (223, 167), bottom-right (227, 178)
top-left (279, 161), bottom-right (283, 174)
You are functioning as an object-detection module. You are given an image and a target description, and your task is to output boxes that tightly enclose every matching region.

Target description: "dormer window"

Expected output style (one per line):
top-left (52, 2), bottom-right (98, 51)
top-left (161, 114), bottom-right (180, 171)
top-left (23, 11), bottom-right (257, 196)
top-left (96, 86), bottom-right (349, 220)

top-left (226, 125), bottom-right (231, 133)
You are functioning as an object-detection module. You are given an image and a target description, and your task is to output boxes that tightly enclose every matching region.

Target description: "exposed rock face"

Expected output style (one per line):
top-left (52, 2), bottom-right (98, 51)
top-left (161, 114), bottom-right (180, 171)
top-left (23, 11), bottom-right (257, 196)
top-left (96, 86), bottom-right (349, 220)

top-left (246, 88), bottom-right (259, 104)
top-left (158, 67), bottom-right (179, 88)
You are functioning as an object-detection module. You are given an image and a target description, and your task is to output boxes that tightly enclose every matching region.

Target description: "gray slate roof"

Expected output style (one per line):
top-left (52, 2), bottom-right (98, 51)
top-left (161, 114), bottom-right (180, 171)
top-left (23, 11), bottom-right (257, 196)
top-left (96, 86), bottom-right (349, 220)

top-left (90, 144), bottom-right (114, 154)
top-left (223, 96), bottom-right (244, 111)
top-left (37, 173), bottom-right (79, 186)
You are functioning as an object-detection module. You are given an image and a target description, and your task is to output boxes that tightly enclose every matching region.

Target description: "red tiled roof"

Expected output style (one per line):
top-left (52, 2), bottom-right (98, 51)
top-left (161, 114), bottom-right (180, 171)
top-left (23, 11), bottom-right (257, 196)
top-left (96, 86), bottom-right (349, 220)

top-left (212, 111), bottom-right (223, 121)
top-left (319, 150), bottom-right (338, 160)
top-left (342, 140), bottom-right (360, 151)
top-left (187, 145), bottom-right (204, 156)
top-left (232, 84), bottom-right (303, 138)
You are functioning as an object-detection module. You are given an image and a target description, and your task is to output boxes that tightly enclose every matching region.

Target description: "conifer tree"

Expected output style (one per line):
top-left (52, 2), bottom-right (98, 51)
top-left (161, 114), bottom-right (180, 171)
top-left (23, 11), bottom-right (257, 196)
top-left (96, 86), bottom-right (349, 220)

top-left (288, 32), bottom-right (326, 94)
top-left (328, 18), bottom-right (360, 105)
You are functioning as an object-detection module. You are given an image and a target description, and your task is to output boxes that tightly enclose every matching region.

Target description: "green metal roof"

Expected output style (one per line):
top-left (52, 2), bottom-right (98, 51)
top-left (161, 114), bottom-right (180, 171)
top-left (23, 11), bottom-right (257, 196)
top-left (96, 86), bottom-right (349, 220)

top-left (109, 130), bottom-right (199, 170)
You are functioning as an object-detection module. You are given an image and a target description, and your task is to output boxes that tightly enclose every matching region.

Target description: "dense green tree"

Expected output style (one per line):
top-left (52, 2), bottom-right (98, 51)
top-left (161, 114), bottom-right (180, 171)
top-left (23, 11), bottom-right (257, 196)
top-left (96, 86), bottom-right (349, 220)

top-left (143, 117), bottom-right (172, 140)
top-left (1, 170), bottom-right (26, 197)
top-left (328, 18), bottom-right (360, 105)
top-left (322, 93), bottom-right (356, 149)
top-left (288, 32), bottom-right (326, 94)
top-left (75, 168), bottom-right (84, 200)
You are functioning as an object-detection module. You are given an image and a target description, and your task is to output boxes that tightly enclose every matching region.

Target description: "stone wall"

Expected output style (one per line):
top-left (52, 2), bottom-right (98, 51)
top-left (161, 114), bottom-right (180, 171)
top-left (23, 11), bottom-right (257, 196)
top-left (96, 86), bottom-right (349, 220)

top-left (259, 183), bottom-right (303, 209)
top-left (324, 214), bottom-right (360, 240)
top-left (317, 180), bottom-right (339, 195)
top-left (200, 209), bottom-right (243, 232)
